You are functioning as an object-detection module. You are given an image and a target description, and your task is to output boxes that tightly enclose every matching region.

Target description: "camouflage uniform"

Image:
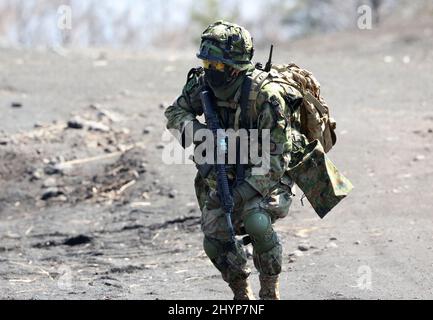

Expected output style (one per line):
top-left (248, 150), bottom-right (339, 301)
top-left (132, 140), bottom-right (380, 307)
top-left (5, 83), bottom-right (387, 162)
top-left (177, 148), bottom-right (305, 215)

top-left (164, 21), bottom-right (351, 300)
top-left (165, 21), bottom-right (308, 300)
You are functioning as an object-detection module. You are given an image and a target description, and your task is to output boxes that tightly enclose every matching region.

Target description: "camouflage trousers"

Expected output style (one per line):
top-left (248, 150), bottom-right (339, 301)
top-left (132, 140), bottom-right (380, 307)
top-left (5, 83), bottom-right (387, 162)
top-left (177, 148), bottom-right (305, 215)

top-left (194, 173), bottom-right (294, 283)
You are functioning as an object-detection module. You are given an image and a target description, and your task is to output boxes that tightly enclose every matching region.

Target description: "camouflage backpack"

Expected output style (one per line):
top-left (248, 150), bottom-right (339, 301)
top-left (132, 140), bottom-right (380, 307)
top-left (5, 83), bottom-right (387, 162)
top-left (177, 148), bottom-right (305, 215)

top-left (274, 63), bottom-right (337, 153)
top-left (244, 63), bottom-right (337, 153)
top-left (241, 63), bottom-right (352, 218)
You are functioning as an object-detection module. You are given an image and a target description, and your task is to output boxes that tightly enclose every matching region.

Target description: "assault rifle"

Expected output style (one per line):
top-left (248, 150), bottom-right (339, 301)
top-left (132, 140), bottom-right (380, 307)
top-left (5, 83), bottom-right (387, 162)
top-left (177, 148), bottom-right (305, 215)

top-left (199, 88), bottom-right (236, 245)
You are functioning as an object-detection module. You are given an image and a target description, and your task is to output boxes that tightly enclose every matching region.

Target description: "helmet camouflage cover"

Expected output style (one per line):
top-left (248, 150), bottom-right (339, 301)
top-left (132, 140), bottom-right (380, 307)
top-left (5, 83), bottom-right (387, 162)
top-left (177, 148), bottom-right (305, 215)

top-left (197, 20), bottom-right (254, 71)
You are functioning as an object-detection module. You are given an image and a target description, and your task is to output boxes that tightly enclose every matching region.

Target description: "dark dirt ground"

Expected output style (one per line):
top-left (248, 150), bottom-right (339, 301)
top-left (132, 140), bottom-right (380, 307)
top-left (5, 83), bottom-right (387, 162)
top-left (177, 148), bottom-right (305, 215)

top-left (1, 20), bottom-right (433, 300)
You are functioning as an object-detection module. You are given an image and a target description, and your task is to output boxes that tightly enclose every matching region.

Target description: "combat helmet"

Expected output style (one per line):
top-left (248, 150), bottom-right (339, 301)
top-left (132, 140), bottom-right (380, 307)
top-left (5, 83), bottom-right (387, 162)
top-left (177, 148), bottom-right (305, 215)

top-left (197, 20), bottom-right (254, 71)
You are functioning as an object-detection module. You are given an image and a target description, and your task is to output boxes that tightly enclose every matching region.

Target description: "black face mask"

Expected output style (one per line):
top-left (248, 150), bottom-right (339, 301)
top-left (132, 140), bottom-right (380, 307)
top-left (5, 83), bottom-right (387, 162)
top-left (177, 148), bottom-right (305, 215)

top-left (204, 66), bottom-right (246, 100)
top-left (204, 68), bottom-right (229, 88)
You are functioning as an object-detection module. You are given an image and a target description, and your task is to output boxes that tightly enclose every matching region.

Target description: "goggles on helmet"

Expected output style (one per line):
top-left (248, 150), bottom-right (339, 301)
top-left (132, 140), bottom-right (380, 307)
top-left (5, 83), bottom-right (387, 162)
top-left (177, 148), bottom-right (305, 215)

top-left (202, 60), bottom-right (225, 72)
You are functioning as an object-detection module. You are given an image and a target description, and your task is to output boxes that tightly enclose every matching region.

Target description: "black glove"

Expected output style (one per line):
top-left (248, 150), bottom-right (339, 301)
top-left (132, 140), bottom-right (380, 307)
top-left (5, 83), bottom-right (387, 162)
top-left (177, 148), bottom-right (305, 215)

top-left (206, 183), bottom-right (258, 211)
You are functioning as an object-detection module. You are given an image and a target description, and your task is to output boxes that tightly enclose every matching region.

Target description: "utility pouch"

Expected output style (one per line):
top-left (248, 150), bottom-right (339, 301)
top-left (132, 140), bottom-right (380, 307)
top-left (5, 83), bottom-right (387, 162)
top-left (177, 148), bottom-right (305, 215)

top-left (287, 140), bottom-right (353, 218)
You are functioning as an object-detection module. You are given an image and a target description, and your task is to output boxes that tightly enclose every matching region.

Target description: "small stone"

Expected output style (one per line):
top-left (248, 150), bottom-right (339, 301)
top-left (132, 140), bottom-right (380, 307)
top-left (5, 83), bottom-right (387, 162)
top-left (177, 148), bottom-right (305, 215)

top-left (298, 243), bottom-right (310, 252)
top-left (326, 242), bottom-right (338, 249)
top-left (428, 129), bottom-right (433, 133)
top-left (329, 237), bottom-right (337, 241)
top-left (131, 170), bottom-right (139, 179)
top-left (11, 102), bottom-right (22, 108)
top-left (86, 121), bottom-right (110, 132)
top-left (31, 169), bottom-right (43, 181)
top-left (0, 139), bottom-right (8, 146)
top-left (159, 103), bottom-right (165, 109)
top-left (41, 187), bottom-right (64, 200)
top-left (67, 117), bottom-right (84, 129)
top-left (97, 109), bottom-right (122, 123)
top-left (168, 190), bottom-right (177, 198)
top-left (89, 103), bottom-right (101, 110)
top-left (34, 123), bottom-right (43, 128)
top-left (138, 163), bottom-right (147, 174)
top-left (63, 235), bottom-right (92, 246)
top-left (414, 155), bottom-right (425, 162)
top-left (44, 164), bottom-right (63, 175)
top-left (156, 143), bottom-right (165, 150)
top-left (354, 241), bottom-right (361, 245)
top-left (143, 128), bottom-right (151, 135)
top-left (288, 257), bottom-right (296, 263)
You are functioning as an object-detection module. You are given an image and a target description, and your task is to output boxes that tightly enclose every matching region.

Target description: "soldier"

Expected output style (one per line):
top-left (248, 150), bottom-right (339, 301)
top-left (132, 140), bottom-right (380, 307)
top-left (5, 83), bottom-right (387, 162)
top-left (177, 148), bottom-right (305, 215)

top-left (164, 20), bottom-right (351, 300)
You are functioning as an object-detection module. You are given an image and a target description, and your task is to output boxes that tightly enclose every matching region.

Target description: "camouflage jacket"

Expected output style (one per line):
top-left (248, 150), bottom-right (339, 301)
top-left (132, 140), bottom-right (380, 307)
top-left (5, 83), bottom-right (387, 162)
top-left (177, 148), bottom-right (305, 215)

top-left (164, 67), bottom-right (305, 197)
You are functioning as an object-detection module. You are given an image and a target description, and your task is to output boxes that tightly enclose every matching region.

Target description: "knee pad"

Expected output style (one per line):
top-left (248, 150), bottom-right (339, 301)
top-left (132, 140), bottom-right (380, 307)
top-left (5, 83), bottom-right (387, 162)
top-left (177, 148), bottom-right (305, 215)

top-left (244, 212), bottom-right (279, 254)
top-left (244, 212), bottom-right (271, 238)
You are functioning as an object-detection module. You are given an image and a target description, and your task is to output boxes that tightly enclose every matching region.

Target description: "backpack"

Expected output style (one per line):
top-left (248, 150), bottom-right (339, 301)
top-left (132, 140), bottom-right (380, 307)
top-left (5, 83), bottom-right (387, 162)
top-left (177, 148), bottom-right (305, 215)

top-left (239, 64), bottom-right (352, 219)
top-left (243, 63), bottom-right (337, 153)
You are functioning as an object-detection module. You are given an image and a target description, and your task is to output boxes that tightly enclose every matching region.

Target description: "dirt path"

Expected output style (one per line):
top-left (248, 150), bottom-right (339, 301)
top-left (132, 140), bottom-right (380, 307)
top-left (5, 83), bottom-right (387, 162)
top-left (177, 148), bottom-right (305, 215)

top-left (1, 21), bottom-right (433, 299)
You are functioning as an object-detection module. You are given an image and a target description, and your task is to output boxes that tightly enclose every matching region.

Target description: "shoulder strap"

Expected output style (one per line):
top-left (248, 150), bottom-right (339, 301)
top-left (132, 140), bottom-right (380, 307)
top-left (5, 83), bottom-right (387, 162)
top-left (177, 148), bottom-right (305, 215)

top-left (240, 76), bottom-right (253, 129)
top-left (303, 91), bottom-right (327, 116)
top-left (239, 70), bottom-right (269, 129)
